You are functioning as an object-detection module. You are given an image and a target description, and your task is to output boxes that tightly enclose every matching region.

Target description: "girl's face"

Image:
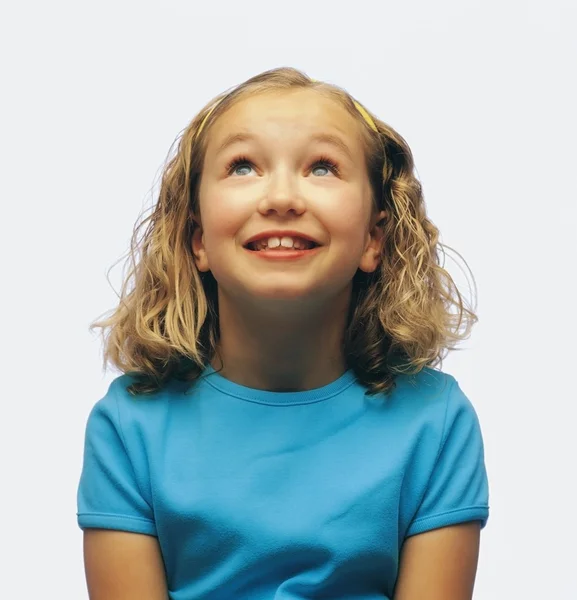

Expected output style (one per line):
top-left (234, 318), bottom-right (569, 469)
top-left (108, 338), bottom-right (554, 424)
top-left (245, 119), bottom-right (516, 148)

top-left (193, 89), bottom-right (386, 308)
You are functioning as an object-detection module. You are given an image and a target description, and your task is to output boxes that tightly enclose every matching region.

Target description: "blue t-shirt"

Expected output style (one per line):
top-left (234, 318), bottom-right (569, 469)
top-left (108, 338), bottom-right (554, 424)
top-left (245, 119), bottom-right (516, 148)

top-left (77, 365), bottom-right (489, 599)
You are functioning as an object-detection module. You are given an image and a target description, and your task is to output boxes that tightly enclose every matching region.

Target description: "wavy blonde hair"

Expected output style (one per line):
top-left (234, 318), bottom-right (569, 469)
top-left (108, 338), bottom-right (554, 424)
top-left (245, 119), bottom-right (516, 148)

top-left (90, 66), bottom-right (477, 396)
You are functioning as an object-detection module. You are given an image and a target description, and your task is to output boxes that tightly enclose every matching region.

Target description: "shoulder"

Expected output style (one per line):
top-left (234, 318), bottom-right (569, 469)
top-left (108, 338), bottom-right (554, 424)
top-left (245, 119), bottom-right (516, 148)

top-left (396, 365), bottom-right (458, 400)
top-left (387, 366), bottom-right (461, 422)
top-left (87, 373), bottom-right (187, 438)
top-left (385, 366), bottom-right (483, 453)
top-left (400, 365), bottom-right (478, 410)
top-left (391, 368), bottom-right (490, 536)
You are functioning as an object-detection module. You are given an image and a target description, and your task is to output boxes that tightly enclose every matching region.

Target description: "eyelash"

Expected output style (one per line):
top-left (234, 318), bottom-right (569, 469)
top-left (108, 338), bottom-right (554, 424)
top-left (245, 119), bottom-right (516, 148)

top-left (225, 154), bottom-right (340, 177)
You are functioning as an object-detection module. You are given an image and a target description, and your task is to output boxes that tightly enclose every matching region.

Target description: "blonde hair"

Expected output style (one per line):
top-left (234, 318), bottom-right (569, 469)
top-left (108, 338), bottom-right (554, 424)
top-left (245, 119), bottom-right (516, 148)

top-left (90, 66), bottom-right (477, 396)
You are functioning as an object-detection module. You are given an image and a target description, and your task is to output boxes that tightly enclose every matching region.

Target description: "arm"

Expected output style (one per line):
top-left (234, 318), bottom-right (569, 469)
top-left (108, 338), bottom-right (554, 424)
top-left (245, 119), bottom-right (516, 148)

top-left (83, 529), bottom-right (168, 600)
top-left (78, 382), bottom-right (166, 597)
top-left (393, 521), bottom-right (481, 600)
top-left (394, 377), bottom-right (489, 598)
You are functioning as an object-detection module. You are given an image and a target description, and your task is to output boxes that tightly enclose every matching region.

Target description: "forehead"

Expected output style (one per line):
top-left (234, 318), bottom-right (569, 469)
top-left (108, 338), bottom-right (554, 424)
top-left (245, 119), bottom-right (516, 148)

top-left (205, 89), bottom-right (365, 156)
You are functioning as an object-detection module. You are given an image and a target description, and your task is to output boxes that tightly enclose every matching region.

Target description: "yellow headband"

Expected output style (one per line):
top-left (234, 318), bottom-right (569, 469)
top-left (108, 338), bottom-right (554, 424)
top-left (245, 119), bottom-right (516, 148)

top-left (196, 78), bottom-right (379, 138)
top-left (350, 100), bottom-right (379, 133)
top-left (310, 78), bottom-right (379, 133)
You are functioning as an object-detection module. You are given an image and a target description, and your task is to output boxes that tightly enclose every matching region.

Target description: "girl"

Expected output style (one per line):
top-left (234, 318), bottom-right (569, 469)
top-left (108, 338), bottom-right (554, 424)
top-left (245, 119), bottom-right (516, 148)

top-left (78, 67), bottom-right (489, 600)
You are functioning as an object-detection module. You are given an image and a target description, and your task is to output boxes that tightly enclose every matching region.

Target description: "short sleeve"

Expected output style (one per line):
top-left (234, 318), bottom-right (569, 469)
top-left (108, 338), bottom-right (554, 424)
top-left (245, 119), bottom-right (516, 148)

top-left (406, 378), bottom-right (490, 537)
top-left (77, 380), bottom-right (157, 536)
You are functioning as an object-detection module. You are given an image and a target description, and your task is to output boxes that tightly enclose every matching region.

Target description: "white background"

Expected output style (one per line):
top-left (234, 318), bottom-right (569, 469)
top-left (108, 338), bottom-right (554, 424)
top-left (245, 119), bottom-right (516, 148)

top-left (1, 1), bottom-right (575, 598)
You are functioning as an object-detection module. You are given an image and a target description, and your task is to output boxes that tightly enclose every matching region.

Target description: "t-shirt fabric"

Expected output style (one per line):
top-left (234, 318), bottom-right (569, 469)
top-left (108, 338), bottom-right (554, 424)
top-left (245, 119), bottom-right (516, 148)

top-left (77, 365), bottom-right (490, 599)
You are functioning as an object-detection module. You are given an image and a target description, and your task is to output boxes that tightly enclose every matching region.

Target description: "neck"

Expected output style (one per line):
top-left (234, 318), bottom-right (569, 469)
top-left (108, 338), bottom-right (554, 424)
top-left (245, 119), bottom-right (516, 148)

top-left (211, 287), bottom-right (352, 391)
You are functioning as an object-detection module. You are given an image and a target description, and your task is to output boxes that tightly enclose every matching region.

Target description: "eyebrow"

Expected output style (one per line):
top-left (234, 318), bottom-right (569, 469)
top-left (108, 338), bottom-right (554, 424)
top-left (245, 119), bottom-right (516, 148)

top-left (214, 131), bottom-right (355, 161)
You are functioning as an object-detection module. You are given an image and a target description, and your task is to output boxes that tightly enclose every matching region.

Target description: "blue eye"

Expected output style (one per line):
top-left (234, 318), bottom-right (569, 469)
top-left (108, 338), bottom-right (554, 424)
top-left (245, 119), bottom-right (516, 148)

top-left (227, 157), bottom-right (253, 176)
top-left (312, 156), bottom-right (340, 175)
top-left (311, 163), bottom-right (331, 176)
top-left (225, 155), bottom-right (340, 177)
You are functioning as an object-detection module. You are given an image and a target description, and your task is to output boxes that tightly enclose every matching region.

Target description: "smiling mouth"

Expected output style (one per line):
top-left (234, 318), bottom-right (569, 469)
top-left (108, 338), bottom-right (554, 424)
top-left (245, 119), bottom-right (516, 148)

top-left (244, 237), bottom-right (319, 252)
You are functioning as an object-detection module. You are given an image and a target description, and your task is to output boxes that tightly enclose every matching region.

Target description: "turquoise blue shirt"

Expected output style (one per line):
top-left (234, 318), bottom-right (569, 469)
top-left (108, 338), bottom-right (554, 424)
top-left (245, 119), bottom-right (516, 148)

top-left (77, 365), bottom-right (489, 599)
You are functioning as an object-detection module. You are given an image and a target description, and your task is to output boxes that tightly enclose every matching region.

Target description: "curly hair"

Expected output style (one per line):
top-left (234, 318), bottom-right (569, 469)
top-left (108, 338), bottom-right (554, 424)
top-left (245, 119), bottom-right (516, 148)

top-left (90, 66), bottom-right (477, 397)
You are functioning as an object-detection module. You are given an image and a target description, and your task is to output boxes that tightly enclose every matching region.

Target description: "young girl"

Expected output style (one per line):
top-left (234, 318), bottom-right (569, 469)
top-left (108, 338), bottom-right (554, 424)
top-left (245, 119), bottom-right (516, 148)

top-left (77, 67), bottom-right (489, 600)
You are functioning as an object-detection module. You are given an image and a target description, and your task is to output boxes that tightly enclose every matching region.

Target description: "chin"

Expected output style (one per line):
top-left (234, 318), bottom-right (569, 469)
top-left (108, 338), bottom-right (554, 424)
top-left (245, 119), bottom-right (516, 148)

top-left (249, 285), bottom-right (317, 300)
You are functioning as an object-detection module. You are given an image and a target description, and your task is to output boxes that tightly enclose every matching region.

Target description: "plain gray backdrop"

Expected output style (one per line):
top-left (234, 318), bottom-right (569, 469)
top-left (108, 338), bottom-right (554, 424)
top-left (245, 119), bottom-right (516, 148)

top-left (1, 1), bottom-right (575, 598)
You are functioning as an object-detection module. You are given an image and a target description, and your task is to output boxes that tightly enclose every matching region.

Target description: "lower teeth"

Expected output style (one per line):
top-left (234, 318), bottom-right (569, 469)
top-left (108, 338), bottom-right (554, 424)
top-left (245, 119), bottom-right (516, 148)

top-left (261, 247), bottom-right (299, 251)
top-left (249, 242), bottom-right (316, 251)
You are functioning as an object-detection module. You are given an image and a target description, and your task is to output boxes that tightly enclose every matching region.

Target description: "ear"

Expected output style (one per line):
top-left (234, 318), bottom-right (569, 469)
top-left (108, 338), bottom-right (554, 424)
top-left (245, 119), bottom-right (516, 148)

top-left (191, 215), bottom-right (210, 273)
top-left (359, 210), bottom-right (387, 273)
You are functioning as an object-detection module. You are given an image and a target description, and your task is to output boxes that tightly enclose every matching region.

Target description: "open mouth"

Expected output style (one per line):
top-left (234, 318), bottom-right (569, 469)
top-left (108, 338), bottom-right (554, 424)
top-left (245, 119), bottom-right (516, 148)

top-left (244, 236), bottom-right (320, 252)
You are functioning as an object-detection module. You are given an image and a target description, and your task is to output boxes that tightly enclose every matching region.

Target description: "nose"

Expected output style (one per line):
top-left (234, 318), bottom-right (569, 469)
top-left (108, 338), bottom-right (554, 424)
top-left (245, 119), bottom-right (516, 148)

top-left (257, 169), bottom-right (306, 217)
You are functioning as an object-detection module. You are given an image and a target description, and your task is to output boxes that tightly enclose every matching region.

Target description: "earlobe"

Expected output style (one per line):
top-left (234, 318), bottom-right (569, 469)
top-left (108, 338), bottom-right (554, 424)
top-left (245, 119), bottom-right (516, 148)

top-left (359, 210), bottom-right (387, 274)
top-left (191, 222), bottom-right (210, 273)
top-left (358, 250), bottom-right (381, 274)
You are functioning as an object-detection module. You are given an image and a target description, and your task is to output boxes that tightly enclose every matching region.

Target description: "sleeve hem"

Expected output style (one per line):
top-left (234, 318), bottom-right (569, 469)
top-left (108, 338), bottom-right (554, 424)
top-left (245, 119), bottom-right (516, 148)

top-left (77, 512), bottom-right (157, 536)
top-left (406, 506), bottom-right (489, 537)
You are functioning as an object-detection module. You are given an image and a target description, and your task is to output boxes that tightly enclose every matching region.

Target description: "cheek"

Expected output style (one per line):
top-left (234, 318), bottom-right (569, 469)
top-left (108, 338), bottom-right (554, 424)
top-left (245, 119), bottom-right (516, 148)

top-left (326, 204), bottom-right (371, 250)
top-left (200, 195), bottom-right (247, 242)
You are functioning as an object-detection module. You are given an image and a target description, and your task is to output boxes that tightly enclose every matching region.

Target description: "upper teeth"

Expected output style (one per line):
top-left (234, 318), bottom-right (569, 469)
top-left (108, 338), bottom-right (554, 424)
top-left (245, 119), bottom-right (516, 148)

top-left (254, 236), bottom-right (311, 249)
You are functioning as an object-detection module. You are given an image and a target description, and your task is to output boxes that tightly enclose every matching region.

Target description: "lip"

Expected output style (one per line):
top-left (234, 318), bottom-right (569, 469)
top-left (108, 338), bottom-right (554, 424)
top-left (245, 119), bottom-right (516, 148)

top-left (244, 246), bottom-right (322, 260)
top-left (243, 230), bottom-right (322, 247)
